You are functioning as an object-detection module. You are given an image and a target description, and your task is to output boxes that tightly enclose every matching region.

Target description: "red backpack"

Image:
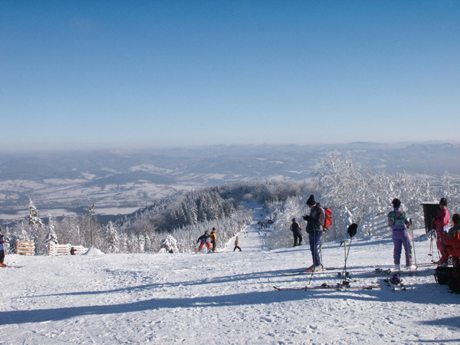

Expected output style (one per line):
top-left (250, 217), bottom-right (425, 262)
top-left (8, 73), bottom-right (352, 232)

top-left (323, 207), bottom-right (333, 230)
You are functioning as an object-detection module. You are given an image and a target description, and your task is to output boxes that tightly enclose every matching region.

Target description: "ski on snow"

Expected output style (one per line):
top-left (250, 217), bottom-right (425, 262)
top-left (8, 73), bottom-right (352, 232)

top-left (381, 273), bottom-right (408, 292)
top-left (273, 282), bottom-right (379, 291)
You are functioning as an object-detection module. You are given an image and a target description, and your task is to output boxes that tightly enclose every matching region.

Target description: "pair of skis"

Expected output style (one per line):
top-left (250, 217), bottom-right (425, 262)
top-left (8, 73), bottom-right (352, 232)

top-left (382, 273), bottom-right (407, 292)
top-left (273, 281), bottom-right (379, 291)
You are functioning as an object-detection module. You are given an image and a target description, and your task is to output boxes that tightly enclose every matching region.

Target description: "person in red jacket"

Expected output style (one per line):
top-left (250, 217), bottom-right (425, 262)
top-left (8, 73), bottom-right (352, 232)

top-left (432, 198), bottom-right (451, 266)
top-left (446, 213), bottom-right (460, 267)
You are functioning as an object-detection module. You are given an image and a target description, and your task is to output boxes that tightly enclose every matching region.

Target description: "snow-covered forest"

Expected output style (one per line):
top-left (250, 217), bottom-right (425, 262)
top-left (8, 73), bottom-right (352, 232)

top-left (2, 153), bottom-right (460, 254)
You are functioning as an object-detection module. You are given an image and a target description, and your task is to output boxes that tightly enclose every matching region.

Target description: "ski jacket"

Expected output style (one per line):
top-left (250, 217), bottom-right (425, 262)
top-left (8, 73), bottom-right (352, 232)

top-left (388, 209), bottom-right (410, 231)
top-left (291, 221), bottom-right (301, 233)
top-left (0, 238), bottom-right (6, 251)
top-left (433, 207), bottom-right (450, 233)
top-left (210, 231), bottom-right (217, 241)
top-left (448, 224), bottom-right (460, 240)
top-left (197, 234), bottom-right (211, 244)
top-left (304, 204), bottom-right (325, 233)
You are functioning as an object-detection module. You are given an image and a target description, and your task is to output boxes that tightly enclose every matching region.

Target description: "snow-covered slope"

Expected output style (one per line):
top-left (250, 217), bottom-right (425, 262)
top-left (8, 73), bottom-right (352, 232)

top-left (0, 224), bottom-right (458, 345)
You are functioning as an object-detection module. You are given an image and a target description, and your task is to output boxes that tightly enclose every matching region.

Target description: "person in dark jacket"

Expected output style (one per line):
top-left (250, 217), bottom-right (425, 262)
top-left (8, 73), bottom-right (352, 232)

top-left (196, 231), bottom-right (212, 253)
top-left (303, 194), bottom-right (325, 272)
top-left (0, 233), bottom-right (8, 267)
top-left (290, 218), bottom-right (302, 247)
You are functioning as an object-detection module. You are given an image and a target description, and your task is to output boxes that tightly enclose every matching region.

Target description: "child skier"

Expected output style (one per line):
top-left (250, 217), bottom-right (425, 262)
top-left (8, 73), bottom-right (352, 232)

top-left (233, 236), bottom-right (242, 252)
top-left (388, 198), bottom-right (414, 271)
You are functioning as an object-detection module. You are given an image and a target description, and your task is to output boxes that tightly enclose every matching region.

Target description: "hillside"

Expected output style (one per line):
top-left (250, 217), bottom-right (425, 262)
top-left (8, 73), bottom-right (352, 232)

top-left (1, 221), bottom-right (458, 345)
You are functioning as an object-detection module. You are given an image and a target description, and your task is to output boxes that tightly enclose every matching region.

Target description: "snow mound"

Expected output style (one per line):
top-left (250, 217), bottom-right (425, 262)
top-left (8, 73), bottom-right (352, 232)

top-left (83, 247), bottom-right (105, 256)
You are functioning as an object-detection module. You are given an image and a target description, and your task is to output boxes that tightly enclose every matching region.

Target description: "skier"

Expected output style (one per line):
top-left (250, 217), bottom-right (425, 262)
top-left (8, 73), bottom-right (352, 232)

top-left (303, 194), bottom-right (325, 272)
top-left (388, 198), bottom-right (414, 271)
top-left (290, 218), bottom-right (302, 247)
top-left (0, 233), bottom-right (8, 267)
top-left (210, 227), bottom-right (217, 252)
top-left (233, 236), bottom-right (242, 252)
top-left (446, 213), bottom-right (460, 267)
top-left (432, 197), bottom-right (451, 266)
top-left (196, 231), bottom-right (212, 253)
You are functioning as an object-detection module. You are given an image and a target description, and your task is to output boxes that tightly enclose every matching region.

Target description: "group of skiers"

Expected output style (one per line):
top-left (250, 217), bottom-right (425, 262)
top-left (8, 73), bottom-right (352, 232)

top-left (388, 197), bottom-right (460, 270)
top-left (196, 227), bottom-right (242, 253)
top-left (292, 194), bottom-right (460, 273)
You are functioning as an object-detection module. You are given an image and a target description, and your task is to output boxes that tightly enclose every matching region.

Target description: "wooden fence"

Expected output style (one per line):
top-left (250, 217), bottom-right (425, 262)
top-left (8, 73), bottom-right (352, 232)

top-left (48, 243), bottom-right (87, 256)
top-left (16, 240), bottom-right (35, 256)
top-left (48, 242), bottom-right (71, 256)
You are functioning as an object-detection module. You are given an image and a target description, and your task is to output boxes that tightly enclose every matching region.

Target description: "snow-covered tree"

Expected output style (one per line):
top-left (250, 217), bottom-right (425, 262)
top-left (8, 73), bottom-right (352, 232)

top-left (104, 221), bottom-right (120, 253)
top-left (45, 214), bottom-right (58, 245)
top-left (27, 198), bottom-right (46, 254)
top-left (159, 234), bottom-right (179, 253)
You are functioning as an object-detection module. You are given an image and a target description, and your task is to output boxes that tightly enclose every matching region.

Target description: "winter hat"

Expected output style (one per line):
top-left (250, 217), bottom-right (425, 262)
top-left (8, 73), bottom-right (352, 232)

top-left (439, 198), bottom-right (448, 206)
top-left (306, 194), bottom-right (316, 206)
top-left (392, 198), bottom-right (401, 209)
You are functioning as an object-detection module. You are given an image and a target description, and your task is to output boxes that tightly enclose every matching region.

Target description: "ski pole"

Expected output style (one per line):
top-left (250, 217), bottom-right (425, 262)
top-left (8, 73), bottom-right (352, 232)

top-left (343, 237), bottom-right (353, 278)
top-left (408, 219), bottom-right (417, 267)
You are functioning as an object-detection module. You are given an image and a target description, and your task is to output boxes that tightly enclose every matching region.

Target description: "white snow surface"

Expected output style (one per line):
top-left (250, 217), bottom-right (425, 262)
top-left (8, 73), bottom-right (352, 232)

top-left (1, 224), bottom-right (459, 345)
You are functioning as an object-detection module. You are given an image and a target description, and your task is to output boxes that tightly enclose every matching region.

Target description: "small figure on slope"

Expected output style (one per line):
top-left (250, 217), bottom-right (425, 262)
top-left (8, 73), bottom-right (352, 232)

top-left (0, 233), bottom-right (9, 267)
top-left (196, 231), bottom-right (212, 253)
top-left (388, 198), bottom-right (414, 271)
top-left (233, 236), bottom-right (242, 252)
top-left (210, 227), bottom-right (217, 252)
top-left (303, 194), bottom-right (325, 272)
top-left (432, 197), bottom-right (451, 266)
top-left (290, 218), bottom-right (302, 247)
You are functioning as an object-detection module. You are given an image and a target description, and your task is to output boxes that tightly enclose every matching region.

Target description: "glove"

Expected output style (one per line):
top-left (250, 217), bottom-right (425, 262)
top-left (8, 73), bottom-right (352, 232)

top-left (303, 215), bottom-right (310, 221)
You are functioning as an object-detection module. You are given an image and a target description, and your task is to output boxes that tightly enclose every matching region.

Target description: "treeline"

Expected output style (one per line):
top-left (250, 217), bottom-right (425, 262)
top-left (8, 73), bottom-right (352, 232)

top-left (1, 181), bottom-right (310, 254)
top-left (263, 153), bottom-right (460, 249)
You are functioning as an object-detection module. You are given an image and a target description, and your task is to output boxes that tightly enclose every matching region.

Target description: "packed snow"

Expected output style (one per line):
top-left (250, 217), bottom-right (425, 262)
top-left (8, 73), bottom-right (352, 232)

top-left (0, 223), bottom-right (459, 345)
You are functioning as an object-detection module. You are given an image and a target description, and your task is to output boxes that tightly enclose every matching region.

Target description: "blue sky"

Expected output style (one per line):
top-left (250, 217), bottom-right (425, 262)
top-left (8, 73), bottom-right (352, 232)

top-left (1, 1), bottom-right (459, 151)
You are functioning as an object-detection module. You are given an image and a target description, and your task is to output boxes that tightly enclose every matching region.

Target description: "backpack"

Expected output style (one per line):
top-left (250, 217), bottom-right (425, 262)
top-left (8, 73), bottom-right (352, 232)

top-left (323, 207), bottom-right (333, 230)
top-left (389, 211), bottom-right (408, 230)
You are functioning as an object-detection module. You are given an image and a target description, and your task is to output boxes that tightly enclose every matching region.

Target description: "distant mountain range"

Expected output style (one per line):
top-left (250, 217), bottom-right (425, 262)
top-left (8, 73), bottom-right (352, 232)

top-left (1, 142), bottom-right (459, 221)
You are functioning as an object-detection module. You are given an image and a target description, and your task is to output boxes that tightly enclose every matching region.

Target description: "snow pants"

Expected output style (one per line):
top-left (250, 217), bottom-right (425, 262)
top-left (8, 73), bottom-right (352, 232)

top-left (198, 242), bottom-right (211, 252)
top-left (293, 230), bottom-right (302, 246)
top-left (436, 229), bottom-right (449, 264)
top-left (393, 230), bottom-right (412, 266)
top-left (309, 231), bottom-right (323, 267)
top-left (0, 250), bottom-right (4, 263)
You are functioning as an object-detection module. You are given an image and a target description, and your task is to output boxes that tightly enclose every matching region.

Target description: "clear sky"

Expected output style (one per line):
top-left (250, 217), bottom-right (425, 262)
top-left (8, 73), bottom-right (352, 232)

top-left (1, 1), bottom-right (459, 152)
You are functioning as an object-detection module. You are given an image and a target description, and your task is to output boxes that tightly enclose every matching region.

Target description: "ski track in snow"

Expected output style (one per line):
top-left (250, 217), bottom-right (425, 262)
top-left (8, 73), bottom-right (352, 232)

top-left (0, 224), bottom-right (459, 345)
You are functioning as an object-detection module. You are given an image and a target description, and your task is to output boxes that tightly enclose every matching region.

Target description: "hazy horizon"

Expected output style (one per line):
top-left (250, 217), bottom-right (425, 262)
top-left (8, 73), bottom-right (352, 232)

top-left (1, 1), bottom-right (459, 151)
